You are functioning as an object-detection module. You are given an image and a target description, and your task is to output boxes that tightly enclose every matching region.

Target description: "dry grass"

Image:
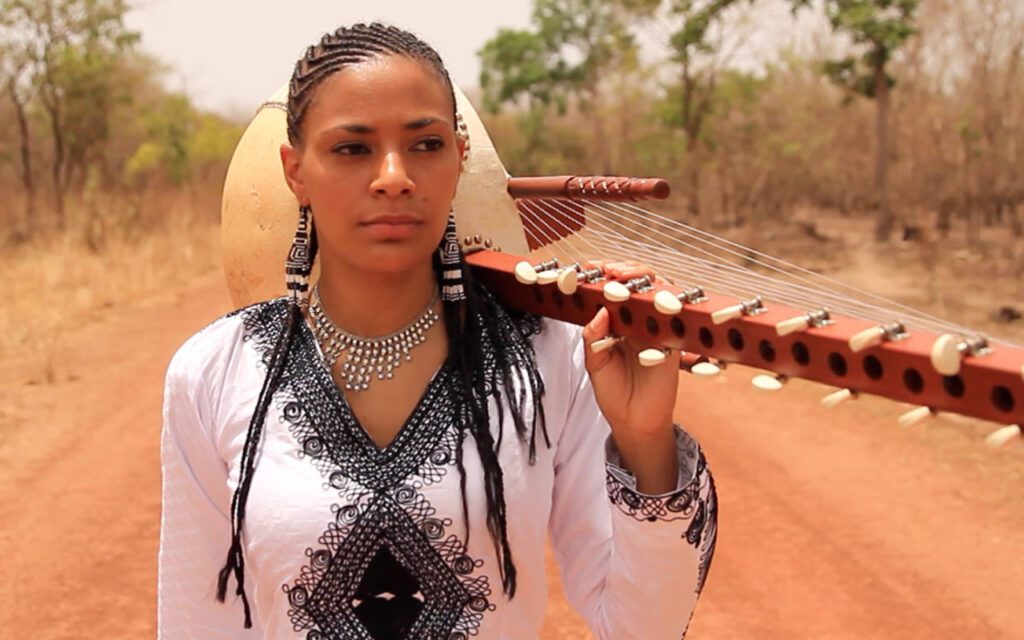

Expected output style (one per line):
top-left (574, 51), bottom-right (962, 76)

top-left (0, 210), bottom-right (221, 378)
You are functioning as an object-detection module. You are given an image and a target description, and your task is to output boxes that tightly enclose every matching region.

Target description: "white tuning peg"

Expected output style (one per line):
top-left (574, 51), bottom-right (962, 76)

top-left (536, 270), bottom-right (561, 285)
top-left (751, 374), bottom-right (786, 391)
top-left (514, 261), bottom-right (538, 285)
top-left (654, 290), bottom-right (683, 315)
top-left (849, 326), bottom-right (885, 353)
top-left (590, 335), bottom-right (623, 354)
top-left (690, 361), bottom-right (722, 378)
top-left (557, 269), bottom-right (579, 295)
top-left (898, 406), bottom-right (933, 428)
top-left (849, 321), bottom-right (907, 353)
top-left (930, 334), bottom-right (991, 376)
top-left (603, 276), bottom-right (654, 302)
top-left (514, 259), bottom-right (559, 286)
top-left (930, 334), bottom-right (962, 375)
top-left (638, 348), bottom-right (669, 367)
top-left (821, 388), bottom-right (855, 409)
top-left (776, 308), bottom-right (831, 336)
top-left (711, 297), bottom-right (764, 325)
top-left (985, 424), bottom-right (1021, 448)
top-left (711, 303), bottom-right (745, 325)
top-left (653, 286), bottom-right (706, 316)
top-left (603, 281), bottom-right (631, 302)
top-left (776, 315), bottom-right (811, 337)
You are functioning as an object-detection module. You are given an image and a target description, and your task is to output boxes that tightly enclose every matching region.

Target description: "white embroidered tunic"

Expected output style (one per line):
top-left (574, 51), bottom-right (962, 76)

top-left (158, 296), bottom-right (717, 639)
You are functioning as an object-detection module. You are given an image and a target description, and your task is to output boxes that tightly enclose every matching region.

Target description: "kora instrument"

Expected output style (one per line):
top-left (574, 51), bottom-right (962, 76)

top-left (221, 84), bottom-right (1024, 448)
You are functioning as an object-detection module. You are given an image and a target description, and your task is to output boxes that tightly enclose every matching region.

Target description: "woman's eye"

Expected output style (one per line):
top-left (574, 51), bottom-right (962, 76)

top-left (412, 138), bottom-right (445, 152)
top-left (332, 143), bottom-right (370, 155)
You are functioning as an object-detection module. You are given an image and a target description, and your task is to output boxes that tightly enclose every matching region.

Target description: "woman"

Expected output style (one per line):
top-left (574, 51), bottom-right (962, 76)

top-left (159, 23), bottom-right (716, 640)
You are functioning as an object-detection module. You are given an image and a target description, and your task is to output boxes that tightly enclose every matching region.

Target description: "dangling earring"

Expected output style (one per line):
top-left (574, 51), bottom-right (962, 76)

top-left (285, 204), bottom-right (315, 307)
top-left (439, 210), bottom-right (466, 302)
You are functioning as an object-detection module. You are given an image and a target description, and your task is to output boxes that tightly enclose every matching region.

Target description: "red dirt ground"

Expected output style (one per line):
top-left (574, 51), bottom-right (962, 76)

top-left (1, 273), bottom-right (1022, 639)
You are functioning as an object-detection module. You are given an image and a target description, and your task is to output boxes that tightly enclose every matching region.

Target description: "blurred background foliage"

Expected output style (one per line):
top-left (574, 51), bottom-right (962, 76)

top-left (0, 0), bottom-right (242, 249)
top-left (0, 0), bottom-right (1022, 249)
top-left (478, 0), bottom-right (1024, 243)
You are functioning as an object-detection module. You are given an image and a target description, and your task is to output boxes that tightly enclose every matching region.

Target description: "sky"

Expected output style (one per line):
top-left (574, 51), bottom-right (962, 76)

top-left (124, 0), bottom-right (827, 118)
top-left (124, 0), bottom-right (535, 116)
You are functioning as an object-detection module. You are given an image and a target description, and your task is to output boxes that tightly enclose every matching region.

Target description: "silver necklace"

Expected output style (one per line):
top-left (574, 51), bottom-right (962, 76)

top-left (309, 285), bottom-right (439, 392)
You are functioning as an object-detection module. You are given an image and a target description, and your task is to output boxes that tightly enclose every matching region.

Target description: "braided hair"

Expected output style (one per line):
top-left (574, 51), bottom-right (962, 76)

top-left (216, 23), bottom-right (548, 629)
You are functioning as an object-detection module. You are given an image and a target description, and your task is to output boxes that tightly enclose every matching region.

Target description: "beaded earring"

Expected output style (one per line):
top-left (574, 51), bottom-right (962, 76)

top-left (439, 210), bottom-right (466, 302)
top-left (285, 204), bottom-right (315, 307)
top-left (456, 112), bottom-right (470, 165)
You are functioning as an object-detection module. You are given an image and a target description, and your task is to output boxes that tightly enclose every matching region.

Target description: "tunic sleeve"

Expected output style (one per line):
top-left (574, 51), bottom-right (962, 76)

top-left (547, 326), bottom-right (717, 640)
top-left (158, 342), bottom-right (263, 639)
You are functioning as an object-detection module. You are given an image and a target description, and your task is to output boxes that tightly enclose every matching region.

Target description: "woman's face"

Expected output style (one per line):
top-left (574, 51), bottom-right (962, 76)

top-left (281, 55), bottom-right (465, 277)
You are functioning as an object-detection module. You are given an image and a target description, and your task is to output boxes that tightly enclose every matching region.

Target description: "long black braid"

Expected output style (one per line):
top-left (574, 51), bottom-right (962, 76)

top-left (217, 23), bottom-right (548, 628)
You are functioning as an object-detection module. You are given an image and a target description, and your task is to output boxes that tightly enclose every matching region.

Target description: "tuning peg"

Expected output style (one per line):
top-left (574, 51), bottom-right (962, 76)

top-left (849, 321), bottom-right (907, 353)
top-left (751, 373), bottom-right (786, 391)
top-left (557, 268), bottom-right (579, 294)
top-left (557, 265), bottom-right (604, 295)
top-left (653, 286), bottom-right (706, 315)
top-left (775, 309), bottom-right (831, 337)
top-left (638, 347), bottom-right (670, 367)
top-left (711, 297), bottom-right (764, 325)
top-left (536, 270), bottom-right (561, 285)
top-left (514, 261), bottom-right (537, 285)
top-left (654, 290), bottom-right (683, 314)
top-left (514, 259), bottom-right (559, 285)
top-left (985, 424), bottom-right (1021, 448)
top-left (929, 333), bottom-right (990, 376)
top-left (898, 405), bottom-right (934, 428)
top-left (590, 335), bottom-right (623, 354)
top-left (689, 361), bottom-right (722, 378)
top-left (602, 275), bottom-right (654, 302)
top-left (821, 388), bottom-right (856, 409)
top-left (603, 281), bottom-right (630, 302)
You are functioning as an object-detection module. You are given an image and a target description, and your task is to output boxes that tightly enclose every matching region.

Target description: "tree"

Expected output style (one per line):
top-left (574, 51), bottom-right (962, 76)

top-left (0, 44), bottom-right (36, 240)
top-left (0, 0), bottom-right (138, 229)
top-left (479, 0), bottom-right (643, 173)
top-left (792, 0), bottom-right (920, 241)
top-left (649, 0), bottom-right (754, 217)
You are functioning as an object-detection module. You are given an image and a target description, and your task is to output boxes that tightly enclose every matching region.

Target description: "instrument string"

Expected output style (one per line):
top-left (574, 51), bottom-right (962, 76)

top-left (547, 196), bottom-right (907, 316)
top-left (518, 199), bottom-right (597, 264)
top-left (606, 199), bottom-right (986, 337)
top-left (584, 199), bottom-right (991, 338)
top-left (580, 203), bottom-right (947, 326)
top-left (530, 199), bottom-right (874, 323)
top-left (538, 201), bottom-right (828, 307)
top-left (578, 203), bottom-right (877, 311)
top-left (519, 196), bottom-right (1006, 343)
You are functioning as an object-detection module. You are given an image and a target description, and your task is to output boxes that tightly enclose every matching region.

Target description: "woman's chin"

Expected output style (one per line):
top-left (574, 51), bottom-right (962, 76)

top-left (357, 245), bottom-right (437, 276)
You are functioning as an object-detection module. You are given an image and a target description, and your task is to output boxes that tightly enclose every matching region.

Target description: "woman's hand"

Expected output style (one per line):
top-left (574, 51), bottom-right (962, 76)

top-left (580, 260), bottom-right (680, 494)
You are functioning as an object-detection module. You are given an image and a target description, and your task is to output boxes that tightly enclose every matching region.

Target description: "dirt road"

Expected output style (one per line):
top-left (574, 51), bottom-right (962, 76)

top-left (2, 274), bottom-right (1022, 639)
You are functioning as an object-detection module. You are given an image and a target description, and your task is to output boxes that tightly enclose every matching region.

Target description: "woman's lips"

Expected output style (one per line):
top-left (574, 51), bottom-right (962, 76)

top-left (359, 216), bottom-right (422, 240)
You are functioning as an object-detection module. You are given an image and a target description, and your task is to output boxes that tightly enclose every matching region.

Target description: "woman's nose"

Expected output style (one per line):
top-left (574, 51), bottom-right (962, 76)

top-left (371, 152), bottom-right (415, 197)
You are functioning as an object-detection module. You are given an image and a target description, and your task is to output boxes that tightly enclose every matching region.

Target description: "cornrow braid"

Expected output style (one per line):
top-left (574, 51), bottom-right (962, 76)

top-left (217, 23), bottom-right (549, 628)
top-left (286, 22), bottom-right (458, 145)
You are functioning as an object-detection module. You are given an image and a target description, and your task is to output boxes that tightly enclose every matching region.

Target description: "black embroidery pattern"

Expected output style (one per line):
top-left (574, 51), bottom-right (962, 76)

top-left (605, 429), bottom-right (718, 595)
top-left (236, 295), bottom-right (539, 639)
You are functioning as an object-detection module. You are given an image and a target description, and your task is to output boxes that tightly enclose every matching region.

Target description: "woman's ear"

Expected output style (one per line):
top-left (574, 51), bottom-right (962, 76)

top-left (456, 136), bottom-right (467, 169)
top-left (280, 142), bottom-right (308, 205)
top-left (452, 136), bottom-right (467, 197)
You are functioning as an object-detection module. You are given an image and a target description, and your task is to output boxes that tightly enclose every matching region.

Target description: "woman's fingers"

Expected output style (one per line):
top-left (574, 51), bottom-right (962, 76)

top-left (582, 259), bottom-right (668, 285)
top-left (582, 307), bottom-right (615, 369)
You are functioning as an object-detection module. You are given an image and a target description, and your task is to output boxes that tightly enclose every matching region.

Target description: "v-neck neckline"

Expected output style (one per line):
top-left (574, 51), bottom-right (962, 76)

top-left (299, 315), bottom-right (449, 456)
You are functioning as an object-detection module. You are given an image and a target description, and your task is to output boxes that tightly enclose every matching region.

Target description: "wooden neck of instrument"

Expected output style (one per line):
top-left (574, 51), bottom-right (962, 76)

top-left (466, 250), bottom-right (1024, 427)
